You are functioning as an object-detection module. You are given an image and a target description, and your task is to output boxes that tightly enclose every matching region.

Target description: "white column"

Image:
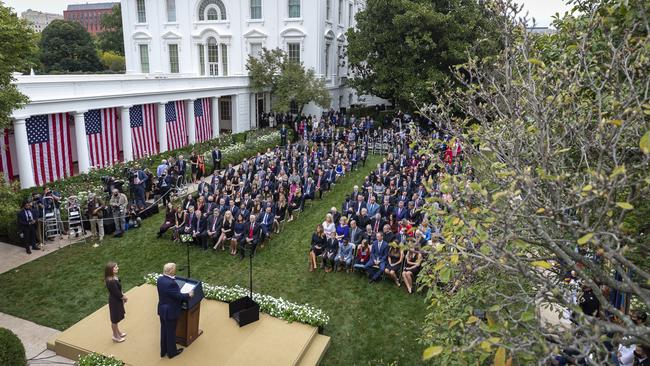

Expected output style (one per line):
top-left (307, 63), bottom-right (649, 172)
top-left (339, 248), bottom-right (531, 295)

top-left (73, 111), bottom-right (91, 173)
top-left (13, 118), bottom-right (36, 189)
top-left (211, 96), bottom-right (220, 138)
top-left (250, 93), bottom-right (257, 130)
top-left (120, 106), bottom-right (133, 162)
top-left (186, 99), bottom-right (196, 145)
top-left (157, 102), bottom-right (168, 153)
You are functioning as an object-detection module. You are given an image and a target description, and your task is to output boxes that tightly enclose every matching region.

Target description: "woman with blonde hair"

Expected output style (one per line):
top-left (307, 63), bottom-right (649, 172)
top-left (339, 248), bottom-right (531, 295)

top-left (322, 213), bottom-right (336, 237)
top-left (105, 262), bottom-right (127, 343)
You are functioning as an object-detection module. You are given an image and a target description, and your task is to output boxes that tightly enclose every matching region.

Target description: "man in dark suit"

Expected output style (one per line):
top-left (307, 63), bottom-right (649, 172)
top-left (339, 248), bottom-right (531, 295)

top-left (206, 208), bottom-right (222, 249)
top-left (157, 263), bottom-right (193, 359)
top-left (239, 215), bottom-right (261, 259)
top-left (364, 232), bottom-right (389, 283)
top-left (191, 210), bottom-right (208, 250)
top-left (211, 147), bottom-right (222, 171)
top-left (394, 200), bottom-right (408, 221)
top-left (17, 201), bottom-right (38, 254)
top-left (280, 124), bottom-right (288, 146)
top-left (257, 206), bottom-right (274, 240)
top-left (175, 155), bottom-right (187, 185)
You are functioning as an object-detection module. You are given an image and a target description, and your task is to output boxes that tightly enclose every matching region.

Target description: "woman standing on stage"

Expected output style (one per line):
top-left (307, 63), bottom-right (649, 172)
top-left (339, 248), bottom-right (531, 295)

top-left (105, 262), bottom-right (127, 343)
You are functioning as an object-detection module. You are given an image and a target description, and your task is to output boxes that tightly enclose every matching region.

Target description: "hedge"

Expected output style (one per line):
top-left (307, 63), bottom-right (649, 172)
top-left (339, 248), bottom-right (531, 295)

top-left (0, 328), bottom-right (26, 366)
top-left (0, 128), bottom-right (293, 245)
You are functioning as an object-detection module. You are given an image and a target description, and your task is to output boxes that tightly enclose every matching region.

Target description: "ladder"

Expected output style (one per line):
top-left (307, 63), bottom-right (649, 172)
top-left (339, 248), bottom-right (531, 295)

top-left (66, 196), bottom-right (85, 240)
top-left (41, 196), bottom-right (60, 242)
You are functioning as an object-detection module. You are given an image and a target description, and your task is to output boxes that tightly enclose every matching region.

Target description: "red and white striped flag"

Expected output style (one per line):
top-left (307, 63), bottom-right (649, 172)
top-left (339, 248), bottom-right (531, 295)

top-left (0, 129), bottom-right (14, 183)
top-left (84, 108), bottom-right (120, 168)
top-left (26, 113), bottom-right (74, 186)
top-left (165, 101), bottom-right (187, 151)
top-left (130, 104), bottom-right (158, 159)
top-left (194, 98), bottom-right (212, 143)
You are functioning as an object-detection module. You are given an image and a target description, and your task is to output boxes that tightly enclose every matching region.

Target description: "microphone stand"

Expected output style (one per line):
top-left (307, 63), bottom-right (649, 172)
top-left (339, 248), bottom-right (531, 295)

top-left (186, 236), bottom-right (191, 279)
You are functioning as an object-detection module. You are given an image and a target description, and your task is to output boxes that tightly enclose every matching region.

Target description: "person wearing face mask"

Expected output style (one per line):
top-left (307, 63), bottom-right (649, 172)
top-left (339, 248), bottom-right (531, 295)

top-left (109, 189), bottom-right (128, 237)
top-left (634, 345), bottom-right (650, 366)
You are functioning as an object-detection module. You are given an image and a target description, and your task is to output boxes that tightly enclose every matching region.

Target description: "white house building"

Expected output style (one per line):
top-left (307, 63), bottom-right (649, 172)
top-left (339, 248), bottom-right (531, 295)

top-left (8, 0), bottom-right (368, 189)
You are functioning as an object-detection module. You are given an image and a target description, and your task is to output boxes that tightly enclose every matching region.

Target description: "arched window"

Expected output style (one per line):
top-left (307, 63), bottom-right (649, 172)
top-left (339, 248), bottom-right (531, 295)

top-left (198, 0), bottom-right (227, 21)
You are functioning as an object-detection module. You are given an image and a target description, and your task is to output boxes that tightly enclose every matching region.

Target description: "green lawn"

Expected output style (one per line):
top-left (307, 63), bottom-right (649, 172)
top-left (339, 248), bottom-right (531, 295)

top-left (0, 155), bottom-right (428, 365)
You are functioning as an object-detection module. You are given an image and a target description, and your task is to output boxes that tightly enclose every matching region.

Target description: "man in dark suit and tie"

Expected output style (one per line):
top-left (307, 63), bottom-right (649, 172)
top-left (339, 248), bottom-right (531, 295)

top-left (157, 263), bottom-right (193, 359)
top-left (239, 215), bottom-right (261, 259)
top-left (191, 210), bottom-right (208, 250)
top-left (257, 206), bottom-right (274, 240)
top-left (211, 147), bottom-right (222, 172)
top-left (175, 155), bottom-right (187, 185)
top-left (17, 201), bottom-right (39, 254)
top-left (206, 208), bottom-right (222, 249)
top-left (394, 200), bottom-right (407, 221)
top-left (364, 232), bottom-right (389, 283)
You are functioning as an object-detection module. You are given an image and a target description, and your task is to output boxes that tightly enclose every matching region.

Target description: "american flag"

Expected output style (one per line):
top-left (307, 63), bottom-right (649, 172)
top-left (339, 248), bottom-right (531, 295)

top-left (84, 108), bottom-right (120, 168)
top-left (0, 129), bottom-right (14, 183)
top-left (130, 104), bottom-right (158, 159)
top-left (26, 113), bottom-right (73, 186)
top-left (166, 101), bottom-right (187, 151)
top-left (194, 98), bottom-right (212, 143)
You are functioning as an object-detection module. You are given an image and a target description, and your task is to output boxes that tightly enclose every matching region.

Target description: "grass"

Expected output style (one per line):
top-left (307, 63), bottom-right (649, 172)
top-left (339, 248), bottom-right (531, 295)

top-left (0, 154), bottom-right (428, 365)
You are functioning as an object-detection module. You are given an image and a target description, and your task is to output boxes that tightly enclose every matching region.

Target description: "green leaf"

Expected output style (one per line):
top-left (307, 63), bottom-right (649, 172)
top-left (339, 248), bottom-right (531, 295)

top-left (439, 267), bottom-right (452, 283)
top-left (531, 261), bottom-right (553, 269)
top-left (607, 119), bottom-right (623, 127)
top-left (577, 233), bottom-right (594, 245)
top-left (422, 345), bottom-right (443, 360)
top-left (466, 315), bottom-right (480, 324)
top-left (616, 202), bottom-right (634, 210)
top-left (521, 311), bottom-right (536, 322)
top-left (581, 184), bottom-right (593, 192)
top-left (640, 131), bottom-right (650, 154)
top-left (527, 58), bottom-right (546, 68)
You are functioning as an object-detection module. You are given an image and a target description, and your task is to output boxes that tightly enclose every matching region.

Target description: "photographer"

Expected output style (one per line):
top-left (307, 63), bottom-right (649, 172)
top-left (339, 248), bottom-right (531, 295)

top-left (109, 189), bottom-right (128, 238)
top-left (87, 193), bottom-right (105, 242)
top-left (43, 186), bottom-right (66, 236)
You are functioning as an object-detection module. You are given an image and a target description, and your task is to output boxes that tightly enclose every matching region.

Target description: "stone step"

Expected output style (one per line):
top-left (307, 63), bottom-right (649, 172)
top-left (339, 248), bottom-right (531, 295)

top-left (296, 334), bottom-right (331, 366)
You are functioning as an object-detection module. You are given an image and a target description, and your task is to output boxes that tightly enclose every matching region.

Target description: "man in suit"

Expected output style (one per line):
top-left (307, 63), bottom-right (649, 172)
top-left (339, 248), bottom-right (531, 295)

top-left (280, 124), bottom-right (288, 146)
top-left (17, 201), bottom-right (38, 254)
top-left (394, 200), bottom-right (408, 221)
top-left (157, 263), bottom-right (193, 359)
top-left (175, 155), bottom-right (187, 186)
top-left (239, 215), bottom-right (261, 259)
top-left (257, 206), bottom-right (274, 240)
top-left (302, 177), bottom-right (315, 209)
top-left (191, 210), bottom-right (208, 250)
top-left (354, 195), bottom-right (367, 216)
top-left (366, 196), bottom-right (380, 218)
top-left (206, 208), bottom-right (222, 249)
top-left (364, 232), bottom-right (389, 283)
top-left (211, 147), bottom-right (222, 172)
top-left (370, 213), bottom-right (384, 234)
top-left (348, 220), bottom-right (363, 246)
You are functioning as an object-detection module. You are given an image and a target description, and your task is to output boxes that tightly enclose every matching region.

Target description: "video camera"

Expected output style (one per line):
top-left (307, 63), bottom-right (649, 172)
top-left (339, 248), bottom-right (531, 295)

top-left (101, 176), bottom-right (124, 193)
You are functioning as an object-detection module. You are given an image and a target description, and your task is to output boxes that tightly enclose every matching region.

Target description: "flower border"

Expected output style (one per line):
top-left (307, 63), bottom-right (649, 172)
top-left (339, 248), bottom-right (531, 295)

top-left (143, 273), bottom-right (329, 327)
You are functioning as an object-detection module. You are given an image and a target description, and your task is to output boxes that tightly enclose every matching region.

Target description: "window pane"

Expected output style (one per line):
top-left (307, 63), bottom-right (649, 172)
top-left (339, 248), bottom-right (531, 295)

top-left (199, 0), bottom-right (227, 21)
top-left (288, 0), bottom-right (300, 18)
top-left (198, 44), bottom-right (205, 76)
top-left (251, 0), bottom-right (262, 19)
top-left (166, 0), bottom-right (176, 22)
top-left (220, 99), bottom-right (232, 120)
top-left (326, 0), bottom-right (331, 20)
top-left (250, 43), bottom-right (262, 59)
top-left (207, 39), bottom-right (219, 76)
top-left (324, 43), bottom-right (330, 76)
top-left (348, 4), bottom-right (353, 25)
top-left (139, 44), bottom-right (149, 73)
top-left (207, 8), bottom-right (219, 20)
top-left (338, 0), bottom-right (343, 23)
top-left (137, 0), bottom-right (146, 23)
top-left (221, 44), bottom-right (228, 76)
top-left (169, 44), bottom-right (179, 73)
top-left (288, 43), bottom-right (300, 63)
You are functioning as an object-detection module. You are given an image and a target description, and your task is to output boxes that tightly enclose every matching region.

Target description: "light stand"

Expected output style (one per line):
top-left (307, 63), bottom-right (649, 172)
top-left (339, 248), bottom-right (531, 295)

top-left (228, 241), bottom-right (259, 327)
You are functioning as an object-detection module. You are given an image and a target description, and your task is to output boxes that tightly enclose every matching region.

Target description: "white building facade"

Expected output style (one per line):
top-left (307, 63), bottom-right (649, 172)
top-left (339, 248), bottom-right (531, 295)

top-left (9, 0), bottom-right (366, 189)
top-left (20, 9), bottom-right (63, 32)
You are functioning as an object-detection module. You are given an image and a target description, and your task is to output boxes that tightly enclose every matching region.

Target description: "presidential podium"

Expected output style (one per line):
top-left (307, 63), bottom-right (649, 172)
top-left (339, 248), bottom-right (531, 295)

top-left (174, 277), bottom-right (205, 347)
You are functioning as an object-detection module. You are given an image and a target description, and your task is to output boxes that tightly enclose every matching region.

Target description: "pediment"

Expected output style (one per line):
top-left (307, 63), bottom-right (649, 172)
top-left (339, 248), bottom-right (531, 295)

top-left (280, 27), bottom-right (306, 38)
top-left (243, 29), bottom-right (268, 38)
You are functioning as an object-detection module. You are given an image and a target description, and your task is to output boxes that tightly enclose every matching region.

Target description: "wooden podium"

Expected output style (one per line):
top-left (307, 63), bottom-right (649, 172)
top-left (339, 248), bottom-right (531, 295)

top-left (174, 277), bottom-right (204, 347)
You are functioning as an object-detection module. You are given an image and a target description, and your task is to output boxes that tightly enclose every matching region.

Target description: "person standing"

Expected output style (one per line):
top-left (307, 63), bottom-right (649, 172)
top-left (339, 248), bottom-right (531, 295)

top-left (17, 201), bottom-right (38, 254)
top-left (110, 189), bottom-right (128, 237)
top-left (211, 147), bottom-right (222, 172)
top-left (87, 193), bottom-right (105, 242)
top-left (157, 263), bottom-right (193, 359)
top-left (280, 124), bottom-right (288, 146)
top-left (105, 262), bottom-right (127, 342)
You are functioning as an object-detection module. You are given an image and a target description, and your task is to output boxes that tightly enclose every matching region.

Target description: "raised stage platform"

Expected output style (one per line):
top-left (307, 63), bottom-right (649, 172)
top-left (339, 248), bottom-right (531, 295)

top-left (47, 285), bottom-right (329, 366)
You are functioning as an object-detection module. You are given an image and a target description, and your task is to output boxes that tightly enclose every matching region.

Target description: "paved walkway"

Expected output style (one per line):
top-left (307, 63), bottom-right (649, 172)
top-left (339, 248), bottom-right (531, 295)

top-left (0, 312), bottom-right (72, 365)
top-left (0, 235), bottom-right (89, 275)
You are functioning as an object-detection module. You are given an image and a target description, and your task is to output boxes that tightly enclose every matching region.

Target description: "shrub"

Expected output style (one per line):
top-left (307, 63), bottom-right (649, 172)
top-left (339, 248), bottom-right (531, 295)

top-left (77, 352), bottom-right (124, 366)
top-left (0, 328), bottom-right (26, 366)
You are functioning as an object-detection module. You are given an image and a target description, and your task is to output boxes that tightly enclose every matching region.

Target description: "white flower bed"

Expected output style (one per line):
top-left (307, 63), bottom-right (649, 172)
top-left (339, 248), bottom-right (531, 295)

top-left (144, 273), bottom-right (329, 327)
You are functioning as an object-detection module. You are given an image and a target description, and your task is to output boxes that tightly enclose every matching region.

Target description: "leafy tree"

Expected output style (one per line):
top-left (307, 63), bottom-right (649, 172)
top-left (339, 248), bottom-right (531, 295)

top-left (99, 51), bottom-right (125, 72)
top-left (0, 5), bottom-right (37, 128)
top-left (39, 20), bottom-right (103, 73)
top-left (247, 48), bottom-right (331, 114)
top-left (98, 4), bottom-right (124, 55)
top-left (417, 0), bottom-right (650, 364)
top-left (346, 0), bottom-right (499, 107)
